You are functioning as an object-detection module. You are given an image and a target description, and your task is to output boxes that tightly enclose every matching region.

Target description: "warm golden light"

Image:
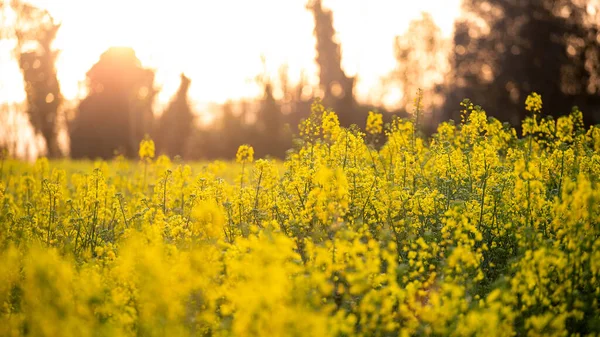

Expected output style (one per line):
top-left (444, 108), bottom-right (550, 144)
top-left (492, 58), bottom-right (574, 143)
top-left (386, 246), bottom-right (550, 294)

top-left (0, 0), bottom-right (460, 109)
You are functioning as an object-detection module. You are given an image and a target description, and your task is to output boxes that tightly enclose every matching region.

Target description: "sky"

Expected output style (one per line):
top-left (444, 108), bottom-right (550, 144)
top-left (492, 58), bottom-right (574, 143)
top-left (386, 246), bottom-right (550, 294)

top-left (0, 0), bottom-right (462, 111)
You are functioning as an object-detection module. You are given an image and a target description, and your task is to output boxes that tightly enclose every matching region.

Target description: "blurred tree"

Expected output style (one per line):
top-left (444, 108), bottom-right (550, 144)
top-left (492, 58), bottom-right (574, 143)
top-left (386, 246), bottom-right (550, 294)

top-left (0, 103), bottom-right (23, 157)
top-left (250, 57), bottom-right (285, 157)
top-left (255, 81), bottom-right (286, 157)
top-left (70, 47), bottom-right (157, 159)
top-left (391, 13), bottom-right (449, 120)
top-left (257, 82), bottom-right (280, 134)
top-left (219, 101), bottom-right (249, 158)
top-left (445, 0), bottom-right (600, 126)
top-left (307, 0), bottom-right (358, 126)
top-left (157, 73), bottom-right (194, 158)
top-left (10, 1), bottom-right (63, 157)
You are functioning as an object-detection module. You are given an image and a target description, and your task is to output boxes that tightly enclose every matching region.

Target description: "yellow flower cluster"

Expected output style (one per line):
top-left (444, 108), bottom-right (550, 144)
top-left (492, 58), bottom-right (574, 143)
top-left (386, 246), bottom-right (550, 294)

top-left (525, 92), bottom-right (543, 113)
top-left (366, 111), bottom-right (383, 135)
top-left (138, 136), bottom-right (155, 160)
top-left (235, 144), bottom-right (254, 164)
top-left (0, 95), bottom-right (599, 337)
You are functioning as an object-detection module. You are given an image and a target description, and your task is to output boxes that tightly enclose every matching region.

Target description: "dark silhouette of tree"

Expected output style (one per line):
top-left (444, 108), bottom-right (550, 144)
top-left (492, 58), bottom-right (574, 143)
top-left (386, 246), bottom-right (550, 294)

top-left (444, 0), bottom-right (600, 127)
top-left (392, 12), bottom-right (449, 121)
top-left (219, 101), bottom-right (244, 155)
top-left (220, 101), bottom-right (249, 158)
top-left (257, 83), bottom-right (280, 134)
top-left (70, 47), bottom-right (157, 159)
top-left (307, 0), bottom-right (358, 126)
top-left (157, 73), bottom-right (194, 158)
top-left (10, 1), bottom-right (63, 157)
top-left (255, 82), bottom-right (287, 157)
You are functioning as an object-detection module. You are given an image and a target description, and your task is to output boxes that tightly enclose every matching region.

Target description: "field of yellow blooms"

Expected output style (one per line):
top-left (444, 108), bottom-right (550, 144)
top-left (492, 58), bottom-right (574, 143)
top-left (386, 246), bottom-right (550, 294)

top-left (1, 94), bottom-right (600, 337)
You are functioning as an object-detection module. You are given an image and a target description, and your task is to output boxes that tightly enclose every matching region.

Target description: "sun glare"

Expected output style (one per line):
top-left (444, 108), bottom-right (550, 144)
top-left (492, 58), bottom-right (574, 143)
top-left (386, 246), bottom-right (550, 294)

top-left (1, 0), bottom-right (461, 109)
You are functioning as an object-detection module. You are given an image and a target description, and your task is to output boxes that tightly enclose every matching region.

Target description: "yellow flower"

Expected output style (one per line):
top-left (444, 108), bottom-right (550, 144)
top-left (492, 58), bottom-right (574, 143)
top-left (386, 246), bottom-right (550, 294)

top-left (236, 144), bottom-right (254, 164)
top-left (138, 136), bottom-right (155, 160)
top-left (366, 111), bottom-right (383, 135)
top-left (525, 92), bottom-right (542, 113)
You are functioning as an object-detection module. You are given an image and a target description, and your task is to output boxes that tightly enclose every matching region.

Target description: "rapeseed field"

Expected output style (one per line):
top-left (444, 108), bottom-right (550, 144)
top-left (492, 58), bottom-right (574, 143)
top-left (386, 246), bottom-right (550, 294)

top-left (1, 94), bottom-right (599, 336)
